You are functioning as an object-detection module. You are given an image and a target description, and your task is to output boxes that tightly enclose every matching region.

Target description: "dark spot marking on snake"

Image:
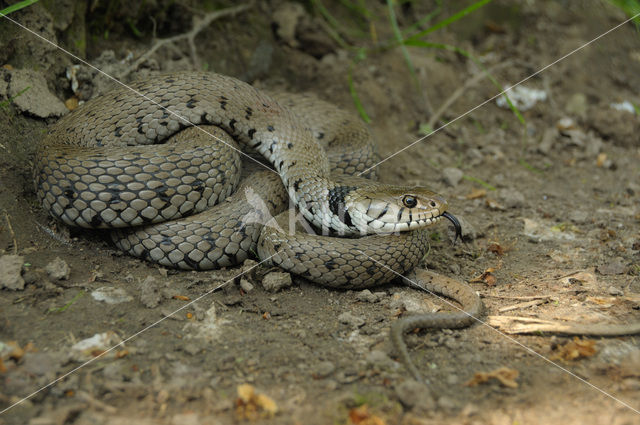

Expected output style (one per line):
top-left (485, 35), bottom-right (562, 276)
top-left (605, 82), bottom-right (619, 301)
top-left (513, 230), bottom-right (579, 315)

top-left (397, 207), bottom-right (405, 222)
top-left (160, 236), bottom-right (173, 246)
top-left (293, 179), bottom-right (302, 192)
top-left (376, 205), bottom-right (389, 220)
top-left (183, 255), bottom-right (199, 270)
top-left (114, 126), bottom-right (122, 137)
top-left (278, 160), bottom-right (284, 170)
top-left (408, 210), bottom-right (413, 223)
top-left (343, 211), bottom-right (353, 227)
top-left (64, 189), bottom-right (75, 199)
top-left (287, 142), bottom-right (293, 149)
top-left (161, 112), bottom-right (169, 119)
top-left (248, 128), bottom-right (256, 139)
top-left (253, 141), bottom-right (262, 149)
top-left (96, 138), bottom-right (104, 147)
top-left (165, 78), bottom-right (175, 83)
top-left (324, 259), bottom-right (337, 270)
top-left (186, 99), bottom-right (196, 109)
top-left (229, 118), bottom-right (237, 132)
top-left (273, 242), bottom-right (281, 251)
top-left (328, 186), bottom-right (356, 219)
top-left (268, 141), bottom-right (277, 154)
top-left (90, 214), bottom-right (103, 227)
top-left (245, 107), bottom-right (253, 120)
top-left (294, 251), bottom-right (304, 260)
top-left (267, 125), bottom-right (274, 132)
top-left (317, 132), bottom-right (325, 140)
top-left (219, 100), bottom-right (227, 110)
top-left (366, 265), bottom-right (377, 275)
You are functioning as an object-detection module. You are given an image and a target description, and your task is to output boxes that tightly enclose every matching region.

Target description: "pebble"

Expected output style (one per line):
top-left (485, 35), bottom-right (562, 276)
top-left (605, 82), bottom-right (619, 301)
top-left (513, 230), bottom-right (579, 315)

top-left (608, 286), bottom-right (624, 296)
top-left (442, 167), bottom-right (464, 187)
top-left (597, 257), bottom-right (626, 276)
top-left (45, 257), bottom-right (70, 280)
top-left (395, 380), bottom-right (435, 410)
top-left (91, 286), bottom-right (133, 304)
top-left (313, 360), bottom-right (336, 378)
top-left (565, 93), bottom-right (588, 119)
top-left (261, 271), bottom-right (292, 292)
top-left (337, 311), bottom-right (365, 328)
top-left (0, 254), bottom-right (25, 290)
top-left (497, 188), bottom-right (525, 209)
top-left (568, 210), bottom-right (589, 224)
top-left (356, 289), bottom-right (380, 303)
top-left (437, 395), bottom-right (459, 410)
top-left (140, 276), bottom-right (162, 308)
top-left (239, 278), bottom-right (254, 293)
top-left (537, 128), bottom-right (557, 155)
top-left (455, 215), bottom-right (478, 241)
top-left (365, 350), bottom-right (394, 368)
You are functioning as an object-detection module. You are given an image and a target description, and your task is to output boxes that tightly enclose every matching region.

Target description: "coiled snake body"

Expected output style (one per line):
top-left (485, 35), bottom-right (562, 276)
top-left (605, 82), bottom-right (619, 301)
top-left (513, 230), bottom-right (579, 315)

top-left (34, 72), bottom-right (474, 380)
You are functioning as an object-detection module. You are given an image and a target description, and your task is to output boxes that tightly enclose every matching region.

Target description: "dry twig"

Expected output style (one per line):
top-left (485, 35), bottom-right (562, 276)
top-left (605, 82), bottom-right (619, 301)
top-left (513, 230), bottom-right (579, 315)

top-left (124, 3), bottom-right (253, 76)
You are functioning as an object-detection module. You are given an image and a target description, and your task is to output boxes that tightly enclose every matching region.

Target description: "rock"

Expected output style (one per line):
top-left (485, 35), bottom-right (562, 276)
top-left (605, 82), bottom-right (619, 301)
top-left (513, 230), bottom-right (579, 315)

top-left (454, 214), bottom-right (478, 241)
top-left (395, 380), bottom-right (435, 410)
top-left (337, 311), bottom-right (365, 328)
top-left (442, 167), bottom-right (464, 187)
top-left (565, 93), bottom-right (588, 119)
top-left (239, 278), bottom-right (254, 293)
top-left (0, 255), bottom-right (25, 290)
top-left (356, 289), bottom-right (380, 303)
top-left (45, 257), bottom-right (70, 280)
top-left (437, 395), bottom-right (459, 410)
top-left (91, 286), bottom-right (133, 304)
top-left (568, 210), bottom-right (589, 224)
top-left (365, 350), bottom-right (394, 369)
top-left (497, 188), bottom-right (525, 209)
top-left (139, 276), bottom-right (162, 308)
top-left (608, 286), bottom-right (624, 296)
top-left (261, 272), bottom-right (292, 292)
top-left (7, 69), bottom-right (68, 118)
top-left (313, 360), bottom-right (335, 378)
top-left (537, 128), bottom-right (557, 155)
top-left (597, 257), bottom-right (626, 276)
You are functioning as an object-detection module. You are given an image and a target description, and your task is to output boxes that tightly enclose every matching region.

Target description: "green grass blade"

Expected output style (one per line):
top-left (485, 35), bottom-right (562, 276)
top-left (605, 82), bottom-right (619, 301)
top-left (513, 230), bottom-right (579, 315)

top-left (404, 0), bottom-right (493, 43)
top-left (0, 0), bottom-right (39, 16)
top-left (348, 65), bottom-right (371, 123)
top-left (387, 0), bottom-right (419, 86)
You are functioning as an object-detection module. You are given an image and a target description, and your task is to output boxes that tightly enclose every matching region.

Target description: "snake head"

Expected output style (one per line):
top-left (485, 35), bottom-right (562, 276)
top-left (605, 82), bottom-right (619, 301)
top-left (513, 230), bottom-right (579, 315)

top-left (344, 186), bottom-right (451, 234)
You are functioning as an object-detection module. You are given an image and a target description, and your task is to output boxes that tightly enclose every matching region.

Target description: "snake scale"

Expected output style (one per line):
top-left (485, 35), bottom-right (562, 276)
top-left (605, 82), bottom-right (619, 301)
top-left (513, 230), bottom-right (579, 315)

top-left (34, 71), bottom-right (476, 380)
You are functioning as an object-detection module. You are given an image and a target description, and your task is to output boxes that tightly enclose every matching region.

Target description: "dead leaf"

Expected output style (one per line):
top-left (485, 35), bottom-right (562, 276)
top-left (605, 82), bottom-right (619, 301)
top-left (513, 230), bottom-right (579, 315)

top-left (235, 384), bottom-right (278, 420)
top-left (487, 242), bottom-right (505, 256)
top-left (65, 97), bottom-right (79, 111)
top-left (596, 153), bottom-right (607, 167)
top-left (466, 188), bottom-right (487, 199)
top-left (465, 367), bottom-right (519, 388)
top-left (486, 198), bottom-right (505, 210)
top-left (173, 295), bottom-right (190, 301)
top-left (470, 268), bottom-right (497, 286)
top-left (348, 405), bottom-right (386, 425)
top-left (552, 337), bottom-right (597, 361)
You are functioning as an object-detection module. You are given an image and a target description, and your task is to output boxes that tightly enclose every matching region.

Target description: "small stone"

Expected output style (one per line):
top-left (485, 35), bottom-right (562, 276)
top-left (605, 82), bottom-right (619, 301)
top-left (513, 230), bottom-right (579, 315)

top-left (455, 215), bottom-right (478, 241)
top-left (445, 374), bottom-right (459, 385)
top-left (537, 128), bottom-right (557, 155)
top-left (0, 255), bottom-right (25, 290)
top-left (356, 289), bottom-right (379, 303)
top-left (313, 360), bottom-right (335, 378)
top-left (437, 395), bottom-right (459, 410)
top-left (140, 276), bottom-right (162, 308)
top-left (45, 257), bottom-right (70, 280)
top-left (568, 210), bottom-right (589, 224)
top-left (337, 311), bottom-right (365, 327)
top-left (497, 188), bottom-right (525, 209)
top-left (365, 350), bottom-right (394, 368)
top-left (565, 93), bottom-right (588, 119)
top-left (442, 167), bottom-right (464, 187)
top-left (597, 257), bottom-right (626, 276)
top-left (182, 343), bottom-right (201, 356)
top-left (239, 278), bottom-right (254, 293)
top-left (91, 286), bottom-right (133, 304)
top-left (261, 272), bottom-right (292, 292)
top-left (395, 380), bottom-right (435, 410)
top-left (608, 286), bottom-right (624, 296)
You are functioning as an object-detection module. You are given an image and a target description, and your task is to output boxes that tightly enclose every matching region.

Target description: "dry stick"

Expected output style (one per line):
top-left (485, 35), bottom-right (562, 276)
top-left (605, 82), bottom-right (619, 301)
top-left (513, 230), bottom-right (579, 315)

top-left (427, 60), bottom-right (513, 131)
top-left (489, 315), bottom-right (640, 336)
top-left (124, 3), bottom-right (253, 76)
top-left (3, 210), bottom-right (17, 254)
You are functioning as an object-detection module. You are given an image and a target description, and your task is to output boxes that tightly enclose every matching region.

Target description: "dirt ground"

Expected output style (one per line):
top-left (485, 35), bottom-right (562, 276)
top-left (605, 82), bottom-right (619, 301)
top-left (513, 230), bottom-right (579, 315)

top-left (1, 1), bottom-right (640, 424)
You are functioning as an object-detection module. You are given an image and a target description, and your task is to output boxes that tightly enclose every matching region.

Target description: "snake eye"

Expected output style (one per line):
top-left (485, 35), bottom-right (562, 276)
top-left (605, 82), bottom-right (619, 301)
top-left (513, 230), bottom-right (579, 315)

top-left (402, 195), bottom-right (418, 208)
